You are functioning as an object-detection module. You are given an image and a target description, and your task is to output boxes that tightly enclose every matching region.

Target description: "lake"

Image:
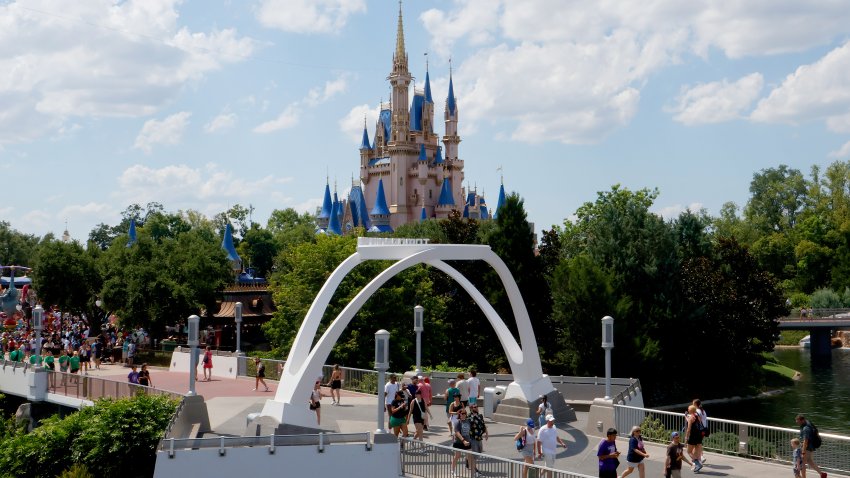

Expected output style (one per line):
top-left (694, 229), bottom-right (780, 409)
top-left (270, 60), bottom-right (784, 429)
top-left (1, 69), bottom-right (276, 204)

top-left (708, 347), bottom-right (850, 435)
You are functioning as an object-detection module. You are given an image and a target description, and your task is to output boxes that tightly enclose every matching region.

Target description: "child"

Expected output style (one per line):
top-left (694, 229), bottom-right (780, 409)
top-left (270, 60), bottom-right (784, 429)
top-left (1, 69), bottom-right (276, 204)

top-left (791, 438), bottom-right (803, 477)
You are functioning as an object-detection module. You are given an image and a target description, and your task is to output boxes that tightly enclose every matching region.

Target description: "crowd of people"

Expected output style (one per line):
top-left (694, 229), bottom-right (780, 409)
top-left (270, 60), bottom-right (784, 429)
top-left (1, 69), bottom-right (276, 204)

top-left (1, 305), bottom-right (153, 387)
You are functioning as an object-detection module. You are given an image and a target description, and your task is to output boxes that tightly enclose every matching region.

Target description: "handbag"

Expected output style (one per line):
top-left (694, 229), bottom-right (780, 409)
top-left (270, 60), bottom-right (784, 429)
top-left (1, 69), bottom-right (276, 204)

top-left (516, 428), bottom-right (527, 450)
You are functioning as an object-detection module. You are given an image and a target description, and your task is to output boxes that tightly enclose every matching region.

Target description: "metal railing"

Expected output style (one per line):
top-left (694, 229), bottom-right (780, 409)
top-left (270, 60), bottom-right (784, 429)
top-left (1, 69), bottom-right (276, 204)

top-left (47, 370), bottom-right (184, 402)
top-left (781, 308), bottom-right (850, 320)
top-left (399, 438), bottom-right (595, 478)
top-left (614, 405), bottom-right (850, 475)
top-left (161, 432), bottom-right (373, 455)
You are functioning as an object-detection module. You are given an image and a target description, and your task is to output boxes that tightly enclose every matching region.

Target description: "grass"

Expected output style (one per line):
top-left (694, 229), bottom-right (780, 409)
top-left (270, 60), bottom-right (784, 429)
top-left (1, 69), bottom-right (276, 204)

top-left (776, 330), bottom-right (808, 346)
top-left (761, 352), bottom-right (798, 387)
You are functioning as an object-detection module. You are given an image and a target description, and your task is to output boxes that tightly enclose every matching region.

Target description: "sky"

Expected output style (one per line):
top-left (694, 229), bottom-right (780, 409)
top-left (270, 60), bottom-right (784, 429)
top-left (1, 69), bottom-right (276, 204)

top-left (2, 0), bottom-right (850, 242)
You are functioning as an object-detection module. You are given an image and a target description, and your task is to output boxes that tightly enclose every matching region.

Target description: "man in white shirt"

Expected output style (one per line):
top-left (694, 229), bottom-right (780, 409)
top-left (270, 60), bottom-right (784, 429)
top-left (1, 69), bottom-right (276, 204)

top-left (537, 415), bottom-right (567, 474)
top-left (467, 369), bottom-right (481, 405)
top-left (384, 374), bottom-right (399, 429)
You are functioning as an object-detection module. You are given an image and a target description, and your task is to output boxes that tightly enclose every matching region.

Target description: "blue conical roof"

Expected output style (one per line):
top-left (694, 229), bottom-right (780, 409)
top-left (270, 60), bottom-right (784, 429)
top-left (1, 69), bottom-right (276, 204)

top-left (447, 74), bottom-right (457, 115)
top-left (126, 218), bottom-right (137, 247)
top-left (360, 125), bottom-right (371, 150)
top-left (434, 146), bottom-right (444, 164)
top-left (418, 144), bottom-right (428, 161)
top-left (349, 185), bottom-right (371, 230)
top-left (438, 178), bottom-right (455, 206)
top-left (319, 183), bottom-right (332, 219)
top-left (420, 206), bottom-right (427, 221)
top-left (370, 179), bottom-right (391, 216)
top-left (222, 223), bottom-right (241, 263)
top-left (328, 193), bottom-right (342, 235)
top-left (424, 70), bottom-right (433, 103)
top-left (495, 183), bottom-right (506, 219)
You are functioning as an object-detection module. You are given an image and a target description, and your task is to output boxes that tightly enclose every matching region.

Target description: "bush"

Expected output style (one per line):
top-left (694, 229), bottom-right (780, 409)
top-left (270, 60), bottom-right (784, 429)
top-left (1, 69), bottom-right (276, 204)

top-left (0, 394), bottom-right (178, 478)
top-left (810, 288), bottom-right (842, 309)
top-left (640, 414), bottom-right (672, 443)
top-left (703, 431), bottom-right (739, 454)
top-left (58, 464), bottom-right (94, 478)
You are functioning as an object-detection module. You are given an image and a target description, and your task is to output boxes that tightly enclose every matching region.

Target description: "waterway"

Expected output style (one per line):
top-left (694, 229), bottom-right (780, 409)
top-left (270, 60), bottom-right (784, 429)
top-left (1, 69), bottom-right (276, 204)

top-left (709, 347), bottom-right (850, 435)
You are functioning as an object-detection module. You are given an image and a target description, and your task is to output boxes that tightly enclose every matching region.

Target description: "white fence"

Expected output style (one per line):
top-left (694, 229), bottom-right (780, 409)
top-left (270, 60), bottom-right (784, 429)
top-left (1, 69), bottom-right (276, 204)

top-left (614, 404), bottom-right (850, 475)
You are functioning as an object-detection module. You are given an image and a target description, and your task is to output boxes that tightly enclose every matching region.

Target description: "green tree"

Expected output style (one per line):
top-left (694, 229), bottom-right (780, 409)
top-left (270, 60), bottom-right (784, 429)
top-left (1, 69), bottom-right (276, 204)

top-left (33, 239), bottom-right (101, 316)
top-left (0, 221), bottom-right (41, 266)
top-left (239, 223), bottom-right (278, 277)
top-left (744, 165), bottom-right (807, 234)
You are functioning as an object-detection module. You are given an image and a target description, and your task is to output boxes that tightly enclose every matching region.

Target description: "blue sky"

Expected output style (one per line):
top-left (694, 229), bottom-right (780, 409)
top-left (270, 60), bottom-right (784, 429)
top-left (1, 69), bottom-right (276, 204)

top-left (2, 0), bottom-right (850, 241)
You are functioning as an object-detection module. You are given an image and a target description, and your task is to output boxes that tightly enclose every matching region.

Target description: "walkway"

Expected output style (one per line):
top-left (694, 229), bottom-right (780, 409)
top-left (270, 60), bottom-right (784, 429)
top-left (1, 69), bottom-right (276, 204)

top-left (78, 364), bottom-right (804, 477)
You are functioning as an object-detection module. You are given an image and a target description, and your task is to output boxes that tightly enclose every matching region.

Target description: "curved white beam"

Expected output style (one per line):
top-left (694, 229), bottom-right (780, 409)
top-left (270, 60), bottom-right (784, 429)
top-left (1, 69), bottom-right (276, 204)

top-left (262, 243), bottom-right (551, 427)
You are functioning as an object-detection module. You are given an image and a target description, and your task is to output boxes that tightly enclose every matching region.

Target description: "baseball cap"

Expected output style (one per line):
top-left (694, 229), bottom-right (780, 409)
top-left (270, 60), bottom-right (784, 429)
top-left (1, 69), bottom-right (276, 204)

top-left (546, 414), bottom-right (555, 422)
top-left (526, 419), bottom-right (535, 427)
top-left (671, 431), bottom-right (680, 438)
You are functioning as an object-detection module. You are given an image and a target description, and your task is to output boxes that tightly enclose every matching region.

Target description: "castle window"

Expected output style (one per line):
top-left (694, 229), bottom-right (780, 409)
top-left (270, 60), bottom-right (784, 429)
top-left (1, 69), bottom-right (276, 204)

top-left (400, 177), bottom-right (403, 186)
top-left (429, 189), bottom-right (432, 199)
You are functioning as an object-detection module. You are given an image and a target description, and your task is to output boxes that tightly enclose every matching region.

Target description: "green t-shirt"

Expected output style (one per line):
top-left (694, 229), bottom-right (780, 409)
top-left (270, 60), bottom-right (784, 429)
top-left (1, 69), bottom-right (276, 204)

top-left (10, 349), bottom-right (22, 362)
top-left (43, 355), bottom-right (55, 368)
top-left (58, 355), bottom-right (70, 370)
top-left (69, 356), bottom-right (80, 371)
top-left (29, 355), bottom-right (42, 366)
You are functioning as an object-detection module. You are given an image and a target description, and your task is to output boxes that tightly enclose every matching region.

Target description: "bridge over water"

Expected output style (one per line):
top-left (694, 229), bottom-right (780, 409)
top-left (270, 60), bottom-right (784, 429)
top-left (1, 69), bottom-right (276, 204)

top-left (779, 308), bottom-right (850, 362)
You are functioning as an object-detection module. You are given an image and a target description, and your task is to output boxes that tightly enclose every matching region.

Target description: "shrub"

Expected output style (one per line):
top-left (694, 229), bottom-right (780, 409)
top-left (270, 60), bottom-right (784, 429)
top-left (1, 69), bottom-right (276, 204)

top-left (0, 394), bottom-right (178, 478)
top-left (640, 414), bottom-right (672, 443)
top-left (58, 464), bottom-right (95, 478)
top-left (810, 288), bottom-right (842, 309)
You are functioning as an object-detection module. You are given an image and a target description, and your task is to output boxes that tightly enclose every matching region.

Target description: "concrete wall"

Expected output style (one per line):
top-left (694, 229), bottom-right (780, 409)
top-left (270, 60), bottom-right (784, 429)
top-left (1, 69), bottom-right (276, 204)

top-left (169, 349), bottom-right (239, 379)
top-left (154, 439), bottom-right (400, 478)
top-left (0, 362), bottom-right (47, 401)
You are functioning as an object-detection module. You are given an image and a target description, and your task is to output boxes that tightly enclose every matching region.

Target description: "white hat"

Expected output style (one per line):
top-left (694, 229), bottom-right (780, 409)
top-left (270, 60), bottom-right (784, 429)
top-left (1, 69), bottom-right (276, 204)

top-left (546, 414), bottom-right (555, 422)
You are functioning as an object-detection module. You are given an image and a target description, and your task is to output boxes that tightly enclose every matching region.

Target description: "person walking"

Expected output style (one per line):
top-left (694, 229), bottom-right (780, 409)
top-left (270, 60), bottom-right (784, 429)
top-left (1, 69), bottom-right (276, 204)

top-left (408, 389), bottom-right (430, 440)
top-left (792, 438), bottom-right (804, 478)
top-left (664, 432), bottom-right (692, 478)
top-left (796, 414), bottom-right (827, 478)
top-left (537, 394), bottom-right (553, 428)
top-left (389, 390), bottom-right (410, 439)
top-left (444, 378), bottom-right (460, 436)
top-left (138, 363), bottom-right (153, 387)
top-left (202, 346), bottom-right (213, 381)
top-left (253, 357), bottom-right (269, 391)
top-left (597, 428), bottom-right (621, 478)
top-left (309, 380), bottom-right (326, 425)
top-left (536, 414), bottom-right (567, 476)
top-left (448, 393), bottom-right (464, 440)
top-left (451, 407), bottom-right (475, 477)
top-left (620, 425), bottom-right (649, 478)
top-left (684, 405), bottom-right (704, 472)
top-left (514, 419), bottom-right (537, 478)
top-left (330, 364), bottom-right (343, 405)
top-left (384, 374), bottom-right (400, 430)
top-left (467, 369), bottom-right (481, 405)
top-left (127, 364), bottom-right (139, 384)
top-left (418, 375), bottom-right (433, 430)
top-left (693, 399), bottom-right (709, 463)
top-left (469, 403), bottom-right (488, 474)
top-left (456, 373), bottom-right (469, 407)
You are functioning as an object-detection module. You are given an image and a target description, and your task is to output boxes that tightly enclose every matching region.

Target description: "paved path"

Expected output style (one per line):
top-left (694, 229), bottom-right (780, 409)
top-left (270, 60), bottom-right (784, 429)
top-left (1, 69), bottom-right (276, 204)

top-left (80, 365), bottom-right (819, 477)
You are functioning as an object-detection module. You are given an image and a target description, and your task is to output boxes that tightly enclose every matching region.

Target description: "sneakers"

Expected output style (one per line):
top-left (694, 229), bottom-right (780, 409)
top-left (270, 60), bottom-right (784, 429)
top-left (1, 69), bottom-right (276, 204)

top-left (693, 460), bottom-right (703, 473)
top-left (252, 388), bottom-right (257, 391)
top-left (264, 387), bottom-right (270, 392)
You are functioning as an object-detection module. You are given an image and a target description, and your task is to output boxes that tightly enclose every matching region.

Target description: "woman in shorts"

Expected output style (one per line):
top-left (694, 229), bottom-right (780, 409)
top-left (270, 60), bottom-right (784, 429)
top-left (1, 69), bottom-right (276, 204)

top-left (451, 408), bottom-right (474, 476)
top-left (514, 419), bottom-right (537, 478)
top-left (408, 389), bottom-right (430, 439)
top-left (389, 390), bottom-right (410, 438)
top-left (621, 425), bottom-right (649, 478)
top-left (330, 364), bottom-right (343, 405)
top-left (684, 405), bottom-right (704, 472)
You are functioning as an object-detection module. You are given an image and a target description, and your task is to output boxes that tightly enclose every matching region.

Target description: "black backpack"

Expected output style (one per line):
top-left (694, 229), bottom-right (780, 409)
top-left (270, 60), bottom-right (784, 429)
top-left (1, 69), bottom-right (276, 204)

top-left (808, 422), bottom-right (822, 450)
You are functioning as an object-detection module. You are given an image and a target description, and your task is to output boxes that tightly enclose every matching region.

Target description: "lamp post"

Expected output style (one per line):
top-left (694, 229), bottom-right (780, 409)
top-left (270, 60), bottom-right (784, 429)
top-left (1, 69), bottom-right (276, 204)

top-left (234, 302), bottom-right (243, 353)
top-left (413, 305), bottom-right (424, 375)
top-left (374, 329), bottom-right (390, 434)
top-left (187, 315), bottom-right (200, 396)
top-left (32, 304), bottom-right (44, 360)
top-left (601, 316), bottom-right (614, 400)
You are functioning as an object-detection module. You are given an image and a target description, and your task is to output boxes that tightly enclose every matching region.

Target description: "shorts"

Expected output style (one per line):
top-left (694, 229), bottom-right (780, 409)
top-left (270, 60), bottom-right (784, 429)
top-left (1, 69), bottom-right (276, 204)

top-left (80, 356), bottom-right (90, 363)
top-left (468, 396), bottom-right (477, 405)
top-left (626, 460), bottom-right (643, 468)
top-left (257, 370), bottom-right (265, 378)
top-left (687, 433), bottom-right (703, 446)
top-left (331, 379), bottom-right (342, 390)
top-left (453, 440), bottom-right (471, 450)
top-left (389, 416), bottom-right (406, 428)
top-left (520, 446), bottom-right (535, 458)
top-left (470, 439), bottom-right (484, 453)
top-left (543, 452), bottom-right (555, 468)
top-left (599, 471), bottom-right (618, 478)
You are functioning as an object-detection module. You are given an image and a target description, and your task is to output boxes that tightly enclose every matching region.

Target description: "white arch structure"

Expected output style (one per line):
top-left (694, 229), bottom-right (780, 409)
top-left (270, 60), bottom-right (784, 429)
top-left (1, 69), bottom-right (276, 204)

top-left (261, 237), bottom-right (554, 428)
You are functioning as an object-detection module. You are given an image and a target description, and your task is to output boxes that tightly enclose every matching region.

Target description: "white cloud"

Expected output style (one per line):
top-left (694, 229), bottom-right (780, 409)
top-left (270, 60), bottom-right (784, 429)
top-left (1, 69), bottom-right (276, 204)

top-left (204, 113), bottom-right (237, 133)
top-left (656, 202), bottom-right (705, 220)
top-left (339, 103), bottom-right (379, 144)
top-left (133, 111), bottom-right (191, 153)
top-left (116, 163), bottom-right (293, 206)
top-left (669, 73), bottom-right (764, 125)
top-left (826, 113), bottom-right (850, 134)
top-left (254, 105), bottom-right (299, 134)
top-left (255, 73), bottom-right (349, 134)
top-left (751, 41), bottom-right (850, 124)
top-left (421, 1), bottom-right (850, 144)
top-left (255, 0), bottom-right (366, 34)
top-left (0, 0), bottom-right (253, 145)
top-left (828, 141), bottom-right (850, 159)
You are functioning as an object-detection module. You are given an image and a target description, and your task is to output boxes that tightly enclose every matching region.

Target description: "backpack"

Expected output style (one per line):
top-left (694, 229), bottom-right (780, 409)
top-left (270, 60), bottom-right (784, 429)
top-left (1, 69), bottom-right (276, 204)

top-left (808, 422), bottom-right (822, 450)
top-left (516, 427), bottom-right (527, 450)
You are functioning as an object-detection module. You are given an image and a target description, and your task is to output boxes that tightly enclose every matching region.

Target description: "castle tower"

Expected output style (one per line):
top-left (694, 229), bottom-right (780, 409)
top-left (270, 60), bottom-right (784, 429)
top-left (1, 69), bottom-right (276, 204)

top-left (443, 67), bottom-right (464, 212)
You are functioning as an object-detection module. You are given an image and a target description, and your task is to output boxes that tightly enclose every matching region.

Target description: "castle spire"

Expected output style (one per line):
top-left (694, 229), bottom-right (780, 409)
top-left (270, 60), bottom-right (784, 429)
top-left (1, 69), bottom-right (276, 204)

top-left (424, 53), bottom-right (433, 103)
top-left (447, 60), bottom-right (457, 116)
top-left (395, 0), bottom-right (406, 64)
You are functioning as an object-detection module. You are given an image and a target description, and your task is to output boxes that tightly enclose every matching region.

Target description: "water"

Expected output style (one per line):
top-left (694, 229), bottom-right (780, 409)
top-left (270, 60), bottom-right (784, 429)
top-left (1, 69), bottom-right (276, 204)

top-left (709, 347), bottom-right (850, 435)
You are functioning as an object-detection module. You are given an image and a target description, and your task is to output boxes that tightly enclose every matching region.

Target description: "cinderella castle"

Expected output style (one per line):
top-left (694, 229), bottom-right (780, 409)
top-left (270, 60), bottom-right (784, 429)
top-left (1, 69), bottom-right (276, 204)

top-left (316, 3), bottom-right (506, 235)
